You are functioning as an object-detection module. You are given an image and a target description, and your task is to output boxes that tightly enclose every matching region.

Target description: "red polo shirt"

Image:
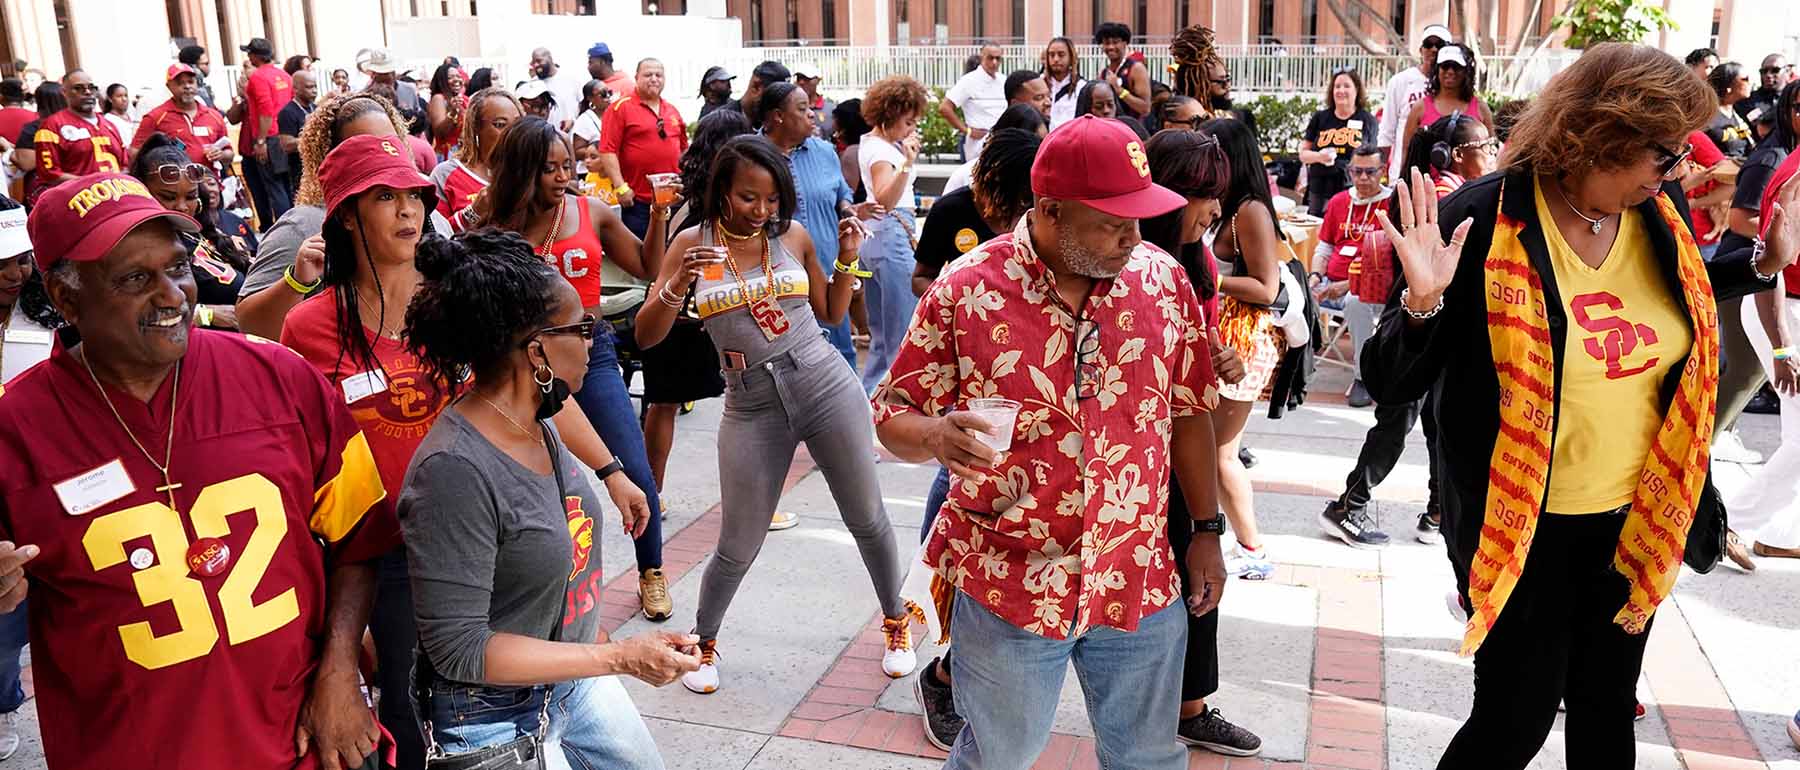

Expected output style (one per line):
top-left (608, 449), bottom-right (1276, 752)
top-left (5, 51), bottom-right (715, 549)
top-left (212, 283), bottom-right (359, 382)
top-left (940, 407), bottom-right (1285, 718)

top-left (132, 99), bottom-right (231, 165)
top-left (241, 63), bottom-right (292, 148)
top-left (598, 94), bottom-right (686, 203)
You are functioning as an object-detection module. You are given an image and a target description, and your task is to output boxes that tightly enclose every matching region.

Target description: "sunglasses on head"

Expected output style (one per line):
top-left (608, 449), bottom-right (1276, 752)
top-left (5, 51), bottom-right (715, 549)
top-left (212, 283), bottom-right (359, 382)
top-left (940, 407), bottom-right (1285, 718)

top-left (152, 163), bottom-right (208, 184)
top-left (1649, 141), bottom-right (1694, 180)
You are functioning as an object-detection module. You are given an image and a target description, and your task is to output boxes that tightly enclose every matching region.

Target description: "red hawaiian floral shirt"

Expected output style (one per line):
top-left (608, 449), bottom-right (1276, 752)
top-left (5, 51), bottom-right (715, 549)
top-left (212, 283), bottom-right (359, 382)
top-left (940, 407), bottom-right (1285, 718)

top-left (874, 216), bottom-right (1220, 640)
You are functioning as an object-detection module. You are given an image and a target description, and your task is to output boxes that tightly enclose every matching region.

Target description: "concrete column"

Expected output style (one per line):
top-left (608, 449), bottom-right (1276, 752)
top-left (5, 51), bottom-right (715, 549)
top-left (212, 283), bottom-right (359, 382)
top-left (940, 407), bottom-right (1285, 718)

top-left (65, 0), bottom-right (173, 95)
top-left (1209, 0), bottom-right (1250, 44)
top-left (308, 0), bottom-right (386, 67)
top-left (1407, 0), bottom-right (1450, 45)
top-left (1051, 0), bottom-right (1064, 37)
top-left (1716, 0), bottom-right (1792, 64)
top-left (1656, 0), bottom-right (1715, 59)
top-left (849, 0), bottom-right (889, 46)
top-left (4, 0), bottom-right (63, 75)
top-left (686, 0), bottom-right (727, 16)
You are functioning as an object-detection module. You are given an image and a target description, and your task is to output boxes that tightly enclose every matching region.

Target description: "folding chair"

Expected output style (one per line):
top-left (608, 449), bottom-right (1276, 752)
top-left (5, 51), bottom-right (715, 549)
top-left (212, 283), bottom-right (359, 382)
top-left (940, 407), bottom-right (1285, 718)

top-left (1316, 300), bottom-right (1355, 371)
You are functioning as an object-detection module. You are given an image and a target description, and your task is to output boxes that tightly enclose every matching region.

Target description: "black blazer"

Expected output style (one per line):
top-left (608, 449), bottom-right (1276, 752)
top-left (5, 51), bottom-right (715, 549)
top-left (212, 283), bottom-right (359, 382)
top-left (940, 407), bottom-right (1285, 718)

top-left (1360, 167), bottom-right (1772, 599)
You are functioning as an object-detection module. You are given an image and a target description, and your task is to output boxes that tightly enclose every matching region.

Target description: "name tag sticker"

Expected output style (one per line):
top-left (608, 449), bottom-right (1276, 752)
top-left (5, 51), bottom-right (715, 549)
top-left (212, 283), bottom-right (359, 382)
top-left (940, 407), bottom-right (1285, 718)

top-left (192, 126), bottom-right (211, 137)
top-left (1339, 244), bottom-right (1359, 257)
top-left (341, 370), bottom-right (389, 404)
top-left (1747, 108), bottom-right (1764, 123)
top-left (3, 328), bottom-right (49, 344)
top-left (54, 459), bottom-right (135, 516)
top-left (1347, 119), bottom-right (1364, 130)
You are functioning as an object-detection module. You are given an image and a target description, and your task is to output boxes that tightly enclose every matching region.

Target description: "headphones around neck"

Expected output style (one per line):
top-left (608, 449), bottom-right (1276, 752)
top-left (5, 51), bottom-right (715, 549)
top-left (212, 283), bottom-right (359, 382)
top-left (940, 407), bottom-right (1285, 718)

top-left (1429, 110), bottom-right (1469, 172)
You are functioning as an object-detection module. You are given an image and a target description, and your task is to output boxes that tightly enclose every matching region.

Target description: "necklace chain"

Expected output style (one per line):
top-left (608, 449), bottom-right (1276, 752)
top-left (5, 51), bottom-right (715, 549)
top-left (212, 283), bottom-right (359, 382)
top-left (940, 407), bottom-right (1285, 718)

top-left (537, 197), bottom-right (567, 260)
top-left (1552, 180), bottom-right (1609, 235)
top-left (478, 393), bottom-right (540, 440)
top-left (715, 222), bottom-right (773, 301)
top-left (355, 289), bottom-right (403, 341)
top-left (80, 350), bottom-right (182, 510)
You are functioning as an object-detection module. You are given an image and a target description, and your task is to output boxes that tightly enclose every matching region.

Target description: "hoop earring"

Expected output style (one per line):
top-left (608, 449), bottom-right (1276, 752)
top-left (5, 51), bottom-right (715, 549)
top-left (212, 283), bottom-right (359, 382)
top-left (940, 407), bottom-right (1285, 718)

top-left (534, 362), bottom-right (555, 391)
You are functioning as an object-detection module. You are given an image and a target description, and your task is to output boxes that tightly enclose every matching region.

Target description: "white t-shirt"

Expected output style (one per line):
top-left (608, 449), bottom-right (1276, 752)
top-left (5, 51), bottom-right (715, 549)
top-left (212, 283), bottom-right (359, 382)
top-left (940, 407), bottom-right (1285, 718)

top-left (943, 156), bottom-right (975, 195)
top-left (859, 133), bottom-right (915, 214)
top-left (538, 69), bottom-right (586, 129)
top-left (1380, 67), bottom-right (1432, 177)
top-left (572, 109), bottom-right (603, 174)
top-left (945, 67), bottom-right (1006, 132)
top-left (2, 306), bottom-right (53, 387)
top-left (1047, 74), bottom-right (1083, 130)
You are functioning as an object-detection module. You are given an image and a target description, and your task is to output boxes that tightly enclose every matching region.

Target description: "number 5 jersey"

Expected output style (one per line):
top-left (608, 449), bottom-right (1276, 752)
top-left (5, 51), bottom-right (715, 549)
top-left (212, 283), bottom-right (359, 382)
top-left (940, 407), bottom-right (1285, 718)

top-left (0, 329), bottom-right (399, 770)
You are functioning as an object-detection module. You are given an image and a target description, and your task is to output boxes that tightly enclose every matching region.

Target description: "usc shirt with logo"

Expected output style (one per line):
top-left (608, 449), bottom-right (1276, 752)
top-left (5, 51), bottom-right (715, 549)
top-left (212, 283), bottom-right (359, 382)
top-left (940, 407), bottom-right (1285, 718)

top-left (1533, 183), bottom-right (1692, 514)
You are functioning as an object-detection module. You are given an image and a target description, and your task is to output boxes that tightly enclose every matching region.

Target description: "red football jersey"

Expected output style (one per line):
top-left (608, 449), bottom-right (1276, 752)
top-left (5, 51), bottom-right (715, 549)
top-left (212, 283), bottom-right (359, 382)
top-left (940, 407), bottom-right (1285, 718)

top-left (0, 330), bottom-right (397, 770)
top-left (35, 109), bottom-right (125, 179)
top-left (280, 289), bottom-right (452, 498)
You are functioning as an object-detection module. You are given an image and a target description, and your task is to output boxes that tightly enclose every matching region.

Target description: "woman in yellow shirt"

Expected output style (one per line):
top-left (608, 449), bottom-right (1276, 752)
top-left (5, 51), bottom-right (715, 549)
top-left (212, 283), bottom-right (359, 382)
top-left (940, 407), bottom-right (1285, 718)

top-left (1364, 44), bottom-right (1800, 770)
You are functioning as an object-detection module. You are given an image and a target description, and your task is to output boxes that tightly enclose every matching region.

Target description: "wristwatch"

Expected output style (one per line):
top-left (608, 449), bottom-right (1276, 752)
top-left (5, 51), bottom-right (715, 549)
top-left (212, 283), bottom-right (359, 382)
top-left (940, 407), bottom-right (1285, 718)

top-left (1192, 516), bottom-right (1225, 535)
top-left (596, 458), bottom-right (625, 481)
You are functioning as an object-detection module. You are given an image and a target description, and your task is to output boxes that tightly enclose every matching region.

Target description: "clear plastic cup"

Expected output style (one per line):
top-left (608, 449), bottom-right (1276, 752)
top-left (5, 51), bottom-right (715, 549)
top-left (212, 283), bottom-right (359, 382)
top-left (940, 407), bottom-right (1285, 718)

top-left (648, 173), bottom-right (680, 206)
top-left (699, 246), bottom-right (727, 281)
top-left (966, 398), bottom-right (1021, 453)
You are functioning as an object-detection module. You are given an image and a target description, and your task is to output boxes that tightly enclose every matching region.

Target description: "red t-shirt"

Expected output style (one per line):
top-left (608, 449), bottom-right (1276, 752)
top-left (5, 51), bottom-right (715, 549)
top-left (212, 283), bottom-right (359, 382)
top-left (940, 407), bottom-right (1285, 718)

top-left (280, 288), bottom-right (453, 499)
top-left (1316, 189), bottom-right (1387, 280)
top-left (0, 107), bottom-right (35, 147)
top-left (35, 109), bottom-right (125, 180)
top-left (598, 94), bottom-right (686, 203)
top-left (0, 330), bottom-right (396, 770)
top-left (131, 100), bottom-right (232, 166)
top-left (1685, 130), bottom-right (1726, 247)
top-left (545, 198), bottom-right (606, 307)
top-left (436, 162), bottom-right (489, 220)
top-left (241, 63), bottom-right (293, 148)
top-left (1754, 148), bottom-right (1800, 296)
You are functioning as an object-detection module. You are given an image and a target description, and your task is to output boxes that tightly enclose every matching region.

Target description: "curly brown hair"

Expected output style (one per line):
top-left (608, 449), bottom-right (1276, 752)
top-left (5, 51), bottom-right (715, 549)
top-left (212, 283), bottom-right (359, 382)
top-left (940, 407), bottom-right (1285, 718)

top-left (861, 75), bottom-right (928, 130)
top-left (295, 92), bottom-right (411, 206)
top-left (1501, 44), bottom-right (1716, 178)
top-left (454, 86), bottom-right (523, 166)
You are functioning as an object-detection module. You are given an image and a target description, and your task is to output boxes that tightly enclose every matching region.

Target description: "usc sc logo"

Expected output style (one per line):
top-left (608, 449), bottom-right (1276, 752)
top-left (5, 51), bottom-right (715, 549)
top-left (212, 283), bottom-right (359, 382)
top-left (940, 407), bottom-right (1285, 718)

top-left (380, 139), bottom-right (399, 156)
top-left (1126, 141), bottom-right (1149, 178)
top-left (1572, 292), bottom-right (1661, 380)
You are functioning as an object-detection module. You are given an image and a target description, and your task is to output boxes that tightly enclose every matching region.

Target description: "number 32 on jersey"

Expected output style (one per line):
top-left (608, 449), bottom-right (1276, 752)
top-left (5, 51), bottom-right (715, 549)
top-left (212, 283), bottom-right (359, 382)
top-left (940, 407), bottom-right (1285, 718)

top-left (80, 473), bottom-right (300, 670)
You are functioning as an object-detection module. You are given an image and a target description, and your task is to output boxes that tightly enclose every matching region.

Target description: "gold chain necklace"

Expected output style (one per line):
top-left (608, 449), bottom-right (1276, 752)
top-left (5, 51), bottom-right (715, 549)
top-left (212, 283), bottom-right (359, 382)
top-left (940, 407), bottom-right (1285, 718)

top-left (81, 351), bottom-right (183, 511)
top-left (715, 221), bottom-right (773, 301)
top-left (715, 223), bottom-right (761, 242)
top-left (477, 393), bottom-right (540, 441)
top-left (537, 197), bottom-right (567, 262)
top-left (355, 289), bottom-right (403, 341)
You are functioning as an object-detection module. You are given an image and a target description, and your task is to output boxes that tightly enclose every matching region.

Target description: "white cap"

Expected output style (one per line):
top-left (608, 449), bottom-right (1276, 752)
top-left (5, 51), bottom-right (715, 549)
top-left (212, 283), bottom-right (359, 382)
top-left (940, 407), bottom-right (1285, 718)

top-left (1437, 44), bottom-right (1470, 69)
top-left (0, 208), bottom-right (26, 260)
top-left (792, 62), bottom-right (822, 80)
top-left (515, 79), bottom-right (555, 103)
top-left (1418, 24), bottom-right (1453, 48)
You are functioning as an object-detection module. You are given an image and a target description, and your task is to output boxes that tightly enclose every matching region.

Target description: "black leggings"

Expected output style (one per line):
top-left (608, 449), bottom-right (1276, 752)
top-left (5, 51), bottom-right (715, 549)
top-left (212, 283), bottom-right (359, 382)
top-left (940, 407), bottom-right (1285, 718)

top-left (1436, 510), bottom-right (1649, 770)
top-left (1168, 482), bottom-right (1220, 703)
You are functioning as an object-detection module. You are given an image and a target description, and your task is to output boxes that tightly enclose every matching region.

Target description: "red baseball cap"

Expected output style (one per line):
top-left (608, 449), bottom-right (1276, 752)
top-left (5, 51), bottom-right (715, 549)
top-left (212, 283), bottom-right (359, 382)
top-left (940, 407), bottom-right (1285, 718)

top-left (166, 63), bottom-right (199, 82)
top-left (1031, 115), bottom-right (1185, 219)
top-left (27, 173), bottom-right (199, 273)
top-left (318, 134), bottom-right (437, 219)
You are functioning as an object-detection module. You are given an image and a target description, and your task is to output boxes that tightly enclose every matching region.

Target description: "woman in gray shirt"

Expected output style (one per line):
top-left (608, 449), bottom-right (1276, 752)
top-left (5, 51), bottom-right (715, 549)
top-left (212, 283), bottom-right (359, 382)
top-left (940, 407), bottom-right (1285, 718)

top-left (400, 229), bottom-right (699, 768)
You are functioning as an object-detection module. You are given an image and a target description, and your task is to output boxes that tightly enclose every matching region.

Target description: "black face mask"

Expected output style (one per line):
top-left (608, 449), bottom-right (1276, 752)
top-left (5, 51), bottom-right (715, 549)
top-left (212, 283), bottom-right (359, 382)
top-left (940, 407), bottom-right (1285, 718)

top-left (535, 374), bottom-right (572, 421)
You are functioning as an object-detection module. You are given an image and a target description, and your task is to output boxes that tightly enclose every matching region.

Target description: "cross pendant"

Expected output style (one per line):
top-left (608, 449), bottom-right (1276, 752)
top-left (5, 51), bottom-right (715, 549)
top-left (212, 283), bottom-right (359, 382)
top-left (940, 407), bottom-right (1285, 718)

top-left (155, 481), bottom-right (183, 493)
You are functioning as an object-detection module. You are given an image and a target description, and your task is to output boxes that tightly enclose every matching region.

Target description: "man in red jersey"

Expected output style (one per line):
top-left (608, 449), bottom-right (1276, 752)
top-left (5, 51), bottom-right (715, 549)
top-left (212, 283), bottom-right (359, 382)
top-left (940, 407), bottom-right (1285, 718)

top-left (34, 70), bottom-right (125, 190)
top-left (0, 172), bottom-right (396, 770)
top-left (131, 63), bottom-right (235, 174)
top-left (241, 37), bottom-right (295, 228)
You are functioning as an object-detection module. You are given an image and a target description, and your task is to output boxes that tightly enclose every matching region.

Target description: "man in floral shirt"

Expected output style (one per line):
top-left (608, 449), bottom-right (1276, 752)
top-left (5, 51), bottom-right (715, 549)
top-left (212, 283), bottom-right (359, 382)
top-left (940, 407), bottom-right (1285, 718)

top-left (875, 114), bottom-right (1227, 770)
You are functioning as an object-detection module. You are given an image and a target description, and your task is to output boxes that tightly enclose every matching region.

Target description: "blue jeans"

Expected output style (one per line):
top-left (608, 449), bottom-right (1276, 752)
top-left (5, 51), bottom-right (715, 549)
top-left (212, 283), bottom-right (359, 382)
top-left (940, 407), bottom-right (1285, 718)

top-left (573, 331), bottom-right (664, 570)
top-left (620, 201), bottom-right (651, 240)
top-left (1699, 241), bottom-right (1720, 261)
top-left (0, 602), bottom-right (25, 713)
top-left (945, 592), bottom-right (1187, 770)
top-left (860, 209), bottom-right (919, 394)
top-left (922, 465), bottom-right (951, 545)
top-left (426, 677), bottom-right (663, 770)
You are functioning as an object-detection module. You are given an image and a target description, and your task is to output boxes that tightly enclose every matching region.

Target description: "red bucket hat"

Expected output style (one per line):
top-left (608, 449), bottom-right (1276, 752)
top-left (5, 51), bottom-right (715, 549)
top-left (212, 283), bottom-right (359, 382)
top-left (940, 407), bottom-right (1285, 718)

top-left (1031, 115), bottom-right (1185, 219)
top-left (318, 134), bottom-right (436, 220)
top-left (27, 173), bottom-right (199, 272)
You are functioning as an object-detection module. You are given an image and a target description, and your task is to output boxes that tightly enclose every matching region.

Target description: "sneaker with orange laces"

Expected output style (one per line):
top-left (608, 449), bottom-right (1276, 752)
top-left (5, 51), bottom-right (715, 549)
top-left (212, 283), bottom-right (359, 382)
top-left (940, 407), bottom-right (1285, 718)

top-left (882, 601), bottom-right (927, 678)
top-left (681, 639), bottom-right (720, 694)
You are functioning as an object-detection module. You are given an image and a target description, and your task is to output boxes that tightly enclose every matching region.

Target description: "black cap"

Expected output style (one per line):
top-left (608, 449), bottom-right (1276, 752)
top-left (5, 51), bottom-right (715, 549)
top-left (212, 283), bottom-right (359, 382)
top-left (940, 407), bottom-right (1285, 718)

top-left (240, 38), bottom-right (274, 58)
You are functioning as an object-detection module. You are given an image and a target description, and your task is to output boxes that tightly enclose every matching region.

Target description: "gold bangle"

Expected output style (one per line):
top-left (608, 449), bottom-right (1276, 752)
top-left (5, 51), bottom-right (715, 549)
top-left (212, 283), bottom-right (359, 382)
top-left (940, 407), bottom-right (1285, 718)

top-left (283, 265), bottom-right (321, 295)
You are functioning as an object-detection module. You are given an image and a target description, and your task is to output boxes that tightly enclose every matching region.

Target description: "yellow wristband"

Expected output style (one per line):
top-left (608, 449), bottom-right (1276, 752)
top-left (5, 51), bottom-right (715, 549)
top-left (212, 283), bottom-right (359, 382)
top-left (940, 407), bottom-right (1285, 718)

top-left (283, 265), bottom-right (321, 295)
top-left (195, 306), bottom-right (214, 327)
top-left (834, 260), bottom-right (873, 279)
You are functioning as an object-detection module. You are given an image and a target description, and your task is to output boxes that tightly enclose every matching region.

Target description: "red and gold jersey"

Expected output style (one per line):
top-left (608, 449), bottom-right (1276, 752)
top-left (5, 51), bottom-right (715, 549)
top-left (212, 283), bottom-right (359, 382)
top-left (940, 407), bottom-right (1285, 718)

top-left (35, 109), bottom-right (125, 179)
top-left (0, 329), bottom-right (396, 770)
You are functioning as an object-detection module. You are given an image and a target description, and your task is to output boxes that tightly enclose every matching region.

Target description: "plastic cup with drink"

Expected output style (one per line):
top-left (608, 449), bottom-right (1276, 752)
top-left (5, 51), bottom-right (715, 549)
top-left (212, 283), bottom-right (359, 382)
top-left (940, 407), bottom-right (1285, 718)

top-left (965, 398), bottom-right (1021, 453)
top-left (649, 173), bottom-right (681, 207)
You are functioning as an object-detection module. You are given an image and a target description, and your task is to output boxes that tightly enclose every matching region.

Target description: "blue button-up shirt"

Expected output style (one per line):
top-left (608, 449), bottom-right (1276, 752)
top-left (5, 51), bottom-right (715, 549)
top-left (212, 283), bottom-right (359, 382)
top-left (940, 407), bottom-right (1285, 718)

top-left (780, 135), bottom-right (855, 271)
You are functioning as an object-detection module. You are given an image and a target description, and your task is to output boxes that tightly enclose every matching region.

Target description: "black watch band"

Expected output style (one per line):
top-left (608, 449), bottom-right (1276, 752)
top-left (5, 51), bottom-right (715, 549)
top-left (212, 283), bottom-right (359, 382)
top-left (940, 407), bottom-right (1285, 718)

top-left (1192, 516), bottom-right (1225, 535)
top-left (596, 458), bottom-right (625, 481)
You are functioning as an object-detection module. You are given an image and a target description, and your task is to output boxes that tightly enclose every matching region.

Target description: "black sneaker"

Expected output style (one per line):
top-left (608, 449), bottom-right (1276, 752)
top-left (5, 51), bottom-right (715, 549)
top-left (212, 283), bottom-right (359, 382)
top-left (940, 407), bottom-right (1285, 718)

top-left (914, 657), bottom-right (964, 751)
top-left (1415, 511), bottom-right (1442, 545)
top-left (1321, 502), bottom-right (1390, 549)
top-left (1178, 707), bottom-right (1263, 756)
top-left (1745, 385), bottom-right (1781, 415)
top-left (1238, 446), bottom-right (1258, 468)
top-left (1346, 379), bottom-right (1373, 408)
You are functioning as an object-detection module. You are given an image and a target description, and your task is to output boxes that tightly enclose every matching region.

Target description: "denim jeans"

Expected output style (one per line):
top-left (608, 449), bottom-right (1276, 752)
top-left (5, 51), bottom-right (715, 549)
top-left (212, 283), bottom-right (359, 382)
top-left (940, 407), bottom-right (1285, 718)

top-left (371, 550), bottom-right (425, 769)
top-left (242, 153), bottom-right (293, 232)
top-left (922, 465), bottom-right (951, 545)
top-left (859, 209), bottom-right (920, 394)
top-left (619, 201), bottom-right (651, 240)
top-left (0, 601), bottom-right (25, 714)
top-left (945, 591), bottom-right (1188, 770)
top-left (823, 316), bottom-right (857, 372)
top-left (573, 331), bottom-right (664, 570)
top-left (425, 677), bottom-right (664, 770)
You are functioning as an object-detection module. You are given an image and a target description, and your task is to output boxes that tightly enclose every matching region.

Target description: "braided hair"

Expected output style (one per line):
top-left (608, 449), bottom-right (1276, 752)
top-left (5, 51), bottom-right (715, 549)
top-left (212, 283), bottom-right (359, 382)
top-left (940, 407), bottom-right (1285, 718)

top-left (970, 127), bottom-right (1040, 225)
top-left (295, 92), bottom-right (412, 206)
top-left (404, 227), bottom-right (563, 393)
top-left (1169, 25), bottom-right (1223, 102)
top-left (455, 87), bottom-right (524, 167)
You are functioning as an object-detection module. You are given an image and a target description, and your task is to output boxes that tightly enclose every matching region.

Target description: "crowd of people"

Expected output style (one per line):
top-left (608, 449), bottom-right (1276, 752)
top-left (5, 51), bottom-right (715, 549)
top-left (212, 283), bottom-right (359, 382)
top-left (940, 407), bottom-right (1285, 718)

top-left (0, 19), bottom-right (1795, 770)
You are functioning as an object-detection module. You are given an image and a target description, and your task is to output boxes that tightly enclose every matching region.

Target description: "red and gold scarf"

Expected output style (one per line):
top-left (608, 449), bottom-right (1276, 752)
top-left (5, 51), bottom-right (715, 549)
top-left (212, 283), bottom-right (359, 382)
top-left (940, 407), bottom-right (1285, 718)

top-left (1464, 181), bottom-right (1719, 655)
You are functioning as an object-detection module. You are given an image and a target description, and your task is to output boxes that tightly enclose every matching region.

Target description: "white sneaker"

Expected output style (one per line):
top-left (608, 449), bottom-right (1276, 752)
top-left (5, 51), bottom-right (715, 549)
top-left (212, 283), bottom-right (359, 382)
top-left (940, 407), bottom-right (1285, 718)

top-left (1713, 430), bottom-right (1765, 464)
top-left (881, 602), bottom-right (926, 678)
top-left (0, 711), bottom-right (18, 760)
top-left (768, 511), bottom-right (800, 531)
top-left (1446, 589), bottom-right (1469, 626)
top-left (681, 640), bottom-right (720, 694)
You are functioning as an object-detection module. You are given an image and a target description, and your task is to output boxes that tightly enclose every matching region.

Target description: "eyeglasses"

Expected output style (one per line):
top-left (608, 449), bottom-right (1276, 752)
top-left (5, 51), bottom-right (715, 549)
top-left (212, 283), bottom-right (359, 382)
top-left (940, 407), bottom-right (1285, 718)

top-left (151, 163), bottom-right (207, 184)
top-left (525, 314), bottom-right (598, 346)
top-left (1347, 165), bottom-right (1383, 177)
top-left (1649, 141), bottom-right (1694, 180)
top-left (66, 83), bottom-right (98, 94)
top-left (1456, 138), bottom-right (1500, 156)
top-left (1074, 317), bottom-right (1101, 401)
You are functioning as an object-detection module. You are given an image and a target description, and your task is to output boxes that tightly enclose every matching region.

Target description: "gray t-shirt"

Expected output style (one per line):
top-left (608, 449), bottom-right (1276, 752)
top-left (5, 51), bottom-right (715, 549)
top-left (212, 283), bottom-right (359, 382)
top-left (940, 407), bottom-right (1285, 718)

top-left (240, 204), bottom-right (327, 298)
top-left (400, 406), bottom-right (606, 685)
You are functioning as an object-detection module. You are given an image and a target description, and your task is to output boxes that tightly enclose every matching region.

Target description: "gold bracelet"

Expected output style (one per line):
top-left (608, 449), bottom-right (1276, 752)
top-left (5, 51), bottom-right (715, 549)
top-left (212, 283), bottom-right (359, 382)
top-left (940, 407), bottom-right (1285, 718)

top-left (283, 265), bottom-right (321, 295)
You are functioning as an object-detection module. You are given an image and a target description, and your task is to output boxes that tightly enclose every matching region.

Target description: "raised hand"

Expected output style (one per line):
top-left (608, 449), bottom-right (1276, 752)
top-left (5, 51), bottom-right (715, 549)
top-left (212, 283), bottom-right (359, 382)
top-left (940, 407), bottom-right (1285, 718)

top-left (1374, 167), bottom-right (1473, 314)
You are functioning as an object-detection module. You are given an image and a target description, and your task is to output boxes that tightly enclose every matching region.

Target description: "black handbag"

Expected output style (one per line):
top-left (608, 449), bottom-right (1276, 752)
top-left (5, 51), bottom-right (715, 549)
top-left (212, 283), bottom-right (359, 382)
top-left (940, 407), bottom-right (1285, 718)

top-left (1682, 488), bottom-right (1728, 574)
top-left (418, 425), bottom-right (573, 769)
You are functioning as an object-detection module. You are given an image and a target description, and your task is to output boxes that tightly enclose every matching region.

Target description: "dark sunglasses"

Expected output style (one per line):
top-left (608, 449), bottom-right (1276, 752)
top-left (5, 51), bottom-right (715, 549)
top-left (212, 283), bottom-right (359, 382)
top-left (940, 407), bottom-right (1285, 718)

top-left (151, 163), bottom-right (207, 184)
top-left (656, 117), bottom-right (668, 140)
top-left (66, 83), bottom-right (99, 94)
top-left (1649, 141), bottom-right (1694, 180)
top-left (1164, 116), bottom-right (1204, 129)
top-left (1210, 74), bottom-right (1232, 87)
top-left (1421, 38), bottom-right (1445, 50)
top-left (1761, 65), bottom-right (1792, 75)
top-left (525, 314), bottom-right (597, 346)
top-left (1347, 165), bottom-right (1383, 177)
top-left (1075, 318), bottom-right (1102, 401)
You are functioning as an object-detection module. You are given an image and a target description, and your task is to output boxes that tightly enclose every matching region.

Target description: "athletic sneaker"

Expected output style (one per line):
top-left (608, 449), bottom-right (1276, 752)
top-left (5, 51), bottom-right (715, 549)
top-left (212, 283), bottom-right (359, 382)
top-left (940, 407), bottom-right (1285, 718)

top-left (1321, 502), bottom-right (1391, 549)
top-left (881, 601), bottom-right (926, 677)
top-left (1346, 379), bottom-right (1373, 408)
top-left (769, 511), bottom-right (800, 531)
top-left (681, 639), bottom-right (721, 694)
top-left (1416, 511), bottom-right (1442, 545)
top-left (0, 712), bottom-right (17, 760)
top-left (1177, 707), bottom-right (1263, 756)
top-left (1238, 446), bottom-right (1258, 468)
top-left (1712, 430), bottom-right (1765, 464)
top-left (1446, 590), bottom-right (1469, 626)
top-left (1787, 708), bottom-right (1799, 749)
top-left (1225, 545), bottom-right (1275, 580)
top-left (914, 657), bottom-right (965, 751)
top-left (639, 567), bottom-right (673, 622)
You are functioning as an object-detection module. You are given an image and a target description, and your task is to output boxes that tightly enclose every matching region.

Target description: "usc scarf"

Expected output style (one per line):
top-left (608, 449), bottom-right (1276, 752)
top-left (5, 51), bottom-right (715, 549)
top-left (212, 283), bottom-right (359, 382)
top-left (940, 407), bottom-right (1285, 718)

top-left (1465, 181), bottom-right (1719, 655)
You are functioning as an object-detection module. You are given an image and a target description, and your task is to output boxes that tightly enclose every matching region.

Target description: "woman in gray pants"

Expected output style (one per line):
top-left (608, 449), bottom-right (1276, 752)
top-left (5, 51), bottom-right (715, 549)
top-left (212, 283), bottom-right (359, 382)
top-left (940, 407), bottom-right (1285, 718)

top-left (635, 136), bottom-right (922, 695)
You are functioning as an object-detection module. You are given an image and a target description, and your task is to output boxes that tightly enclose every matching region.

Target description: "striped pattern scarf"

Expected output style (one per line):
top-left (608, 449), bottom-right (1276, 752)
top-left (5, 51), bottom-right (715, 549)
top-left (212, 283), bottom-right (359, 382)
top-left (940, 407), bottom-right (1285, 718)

top-left (1465, 181), bottom-right (1719, 655)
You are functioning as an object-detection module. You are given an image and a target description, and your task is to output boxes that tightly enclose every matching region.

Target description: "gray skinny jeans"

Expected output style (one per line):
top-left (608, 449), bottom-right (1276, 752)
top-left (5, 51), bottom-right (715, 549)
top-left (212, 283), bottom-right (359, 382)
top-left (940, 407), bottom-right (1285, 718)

top-left (694, 335), bottom-right (906, 640)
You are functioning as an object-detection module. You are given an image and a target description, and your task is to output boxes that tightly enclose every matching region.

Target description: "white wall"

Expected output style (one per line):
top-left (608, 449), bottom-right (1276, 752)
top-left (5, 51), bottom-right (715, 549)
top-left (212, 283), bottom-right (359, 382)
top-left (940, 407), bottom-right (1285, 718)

top-left (1718, 0), bottom-right (1800, 65)
top-left (64, 1), bottom-right (184, 111)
